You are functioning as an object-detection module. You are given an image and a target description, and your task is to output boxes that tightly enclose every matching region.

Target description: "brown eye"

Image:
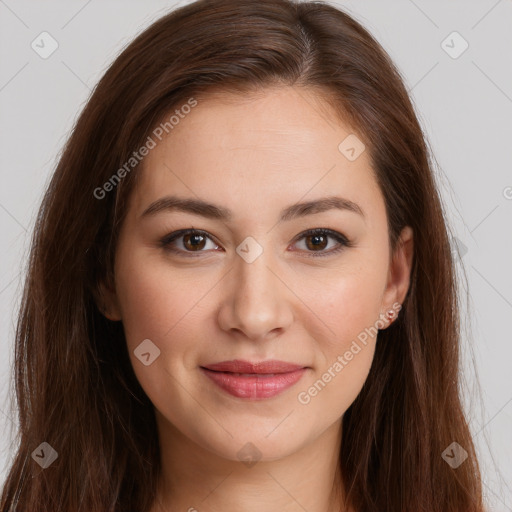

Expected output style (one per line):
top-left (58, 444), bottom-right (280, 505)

top-left (160, 229), bottom-right (220, 256)
top-left (182, 232), bottom-right (207, 251)
top-left (292, 228), bottom-right (351, 257)
top-left (160, 228), bottom-right (352, 258)
top-left (304, 233), bottom-right (329, 251)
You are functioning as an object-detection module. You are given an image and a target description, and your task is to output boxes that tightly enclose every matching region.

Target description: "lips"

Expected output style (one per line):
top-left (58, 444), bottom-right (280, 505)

top-left (200, 359), bottom-right (308, 400)
top-left (202, 359), bottom-right (305, 374)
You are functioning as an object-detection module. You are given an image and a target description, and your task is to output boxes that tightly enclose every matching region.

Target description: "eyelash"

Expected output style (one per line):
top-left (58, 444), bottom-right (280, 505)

top-left (159, 228), bottom-right (352, 258)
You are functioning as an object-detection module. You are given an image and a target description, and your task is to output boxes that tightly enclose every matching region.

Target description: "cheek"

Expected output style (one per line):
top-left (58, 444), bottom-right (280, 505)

top-left (115, 266), bottom-right (172, 347)
top-left (298, 253), bottom-right (388, 350)
top-left (293, 252), bottom-right (388, 415)
top-left (113, 247), bottom-right (197, 358)
top-left (114, 245), bottom-right (218, 378)
top-left (114, 250), bottom-right (204, 409)
top-left (295, 293), bottom-right (382, 425)
top-left (318, 278), bottom-right (382, 372)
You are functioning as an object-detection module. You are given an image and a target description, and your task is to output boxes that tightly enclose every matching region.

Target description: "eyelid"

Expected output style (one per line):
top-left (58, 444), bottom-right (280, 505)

top-left (289, 228), bottom-right (352, 257)
top-left (160, 227), bottom-right (352, 257)
top-left (159, 228), bottom-right (221, 256)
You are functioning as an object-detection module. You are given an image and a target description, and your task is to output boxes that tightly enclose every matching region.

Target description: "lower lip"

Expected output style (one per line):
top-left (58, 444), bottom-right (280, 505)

top-left (200, 368), bottom-right (307, 400)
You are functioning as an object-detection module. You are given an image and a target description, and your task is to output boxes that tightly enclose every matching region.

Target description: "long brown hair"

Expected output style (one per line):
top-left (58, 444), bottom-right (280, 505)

top-left (0, 0), bottom-right (484, 510)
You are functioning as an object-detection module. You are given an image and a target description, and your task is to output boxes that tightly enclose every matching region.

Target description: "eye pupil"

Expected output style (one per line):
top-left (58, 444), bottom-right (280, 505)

top-left (184, 233), bottom-right (206, 251)
top-left (306, 234), bottom-right (328, 251)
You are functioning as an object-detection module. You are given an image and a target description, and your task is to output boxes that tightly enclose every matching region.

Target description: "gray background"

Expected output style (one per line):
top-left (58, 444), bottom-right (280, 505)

top-left (1, 0), bottom-right (511, 509)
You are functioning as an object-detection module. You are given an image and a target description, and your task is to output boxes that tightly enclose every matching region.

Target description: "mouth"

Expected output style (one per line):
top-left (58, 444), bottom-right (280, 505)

top-left (200, 359), bottom-right (308, 400)
top-left (201, 359), bottom-right (306, 374)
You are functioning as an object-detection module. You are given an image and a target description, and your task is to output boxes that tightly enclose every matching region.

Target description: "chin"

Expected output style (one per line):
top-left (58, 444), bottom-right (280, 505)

top-left (189, 421), bottom-right (312, 463)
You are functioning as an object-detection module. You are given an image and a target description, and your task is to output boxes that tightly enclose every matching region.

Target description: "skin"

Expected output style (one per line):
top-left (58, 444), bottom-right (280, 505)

top-left (99, 85), bottom-right (414, 512)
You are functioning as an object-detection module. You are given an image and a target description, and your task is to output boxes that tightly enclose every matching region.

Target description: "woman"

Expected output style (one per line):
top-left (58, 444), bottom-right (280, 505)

top-left (0, 0), bottom-right (485, 510)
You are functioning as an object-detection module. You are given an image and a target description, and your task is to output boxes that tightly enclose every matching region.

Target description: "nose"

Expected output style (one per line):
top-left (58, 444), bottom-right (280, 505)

top-left (217, 247), bottom-right (294, 342)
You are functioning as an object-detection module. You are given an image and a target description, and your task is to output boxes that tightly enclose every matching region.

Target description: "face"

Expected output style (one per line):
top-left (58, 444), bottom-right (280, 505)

top-left (100, 85), bottom-right (413, 462)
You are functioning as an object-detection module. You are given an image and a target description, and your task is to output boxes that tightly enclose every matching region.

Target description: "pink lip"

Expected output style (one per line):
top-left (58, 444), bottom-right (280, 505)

top-left (203, 359), bottom-right (305, 374)
top-left (200, 359), bottom-right (308, 400)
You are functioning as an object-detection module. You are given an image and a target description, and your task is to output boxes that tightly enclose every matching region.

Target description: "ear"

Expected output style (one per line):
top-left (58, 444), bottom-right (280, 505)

top-left (93, 276), bottom-right (122, 322)
top-left (380, 225), bottom-right (414, 327)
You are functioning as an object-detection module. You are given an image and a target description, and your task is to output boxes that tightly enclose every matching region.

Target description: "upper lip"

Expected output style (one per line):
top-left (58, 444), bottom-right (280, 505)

top-left (201, 359), bottom-right (306, 374)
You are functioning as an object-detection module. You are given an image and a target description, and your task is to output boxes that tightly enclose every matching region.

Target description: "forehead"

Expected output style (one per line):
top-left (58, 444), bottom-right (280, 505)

top-left (131, 86), bottom-right (384, 223)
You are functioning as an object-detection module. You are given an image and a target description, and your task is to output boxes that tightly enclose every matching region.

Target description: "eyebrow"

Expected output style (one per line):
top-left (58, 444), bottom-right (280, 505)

top-left (140, 195), bottom-right (365, 222)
